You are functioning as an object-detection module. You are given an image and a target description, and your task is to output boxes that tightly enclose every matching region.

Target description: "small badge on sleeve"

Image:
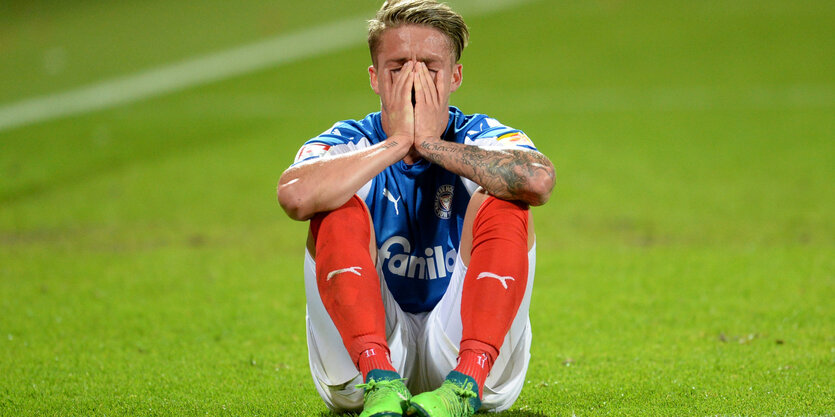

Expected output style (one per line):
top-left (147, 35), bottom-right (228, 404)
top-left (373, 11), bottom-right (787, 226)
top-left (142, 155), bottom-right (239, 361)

top-left (497, 132), bottom-right (534, 147)
top-left (294, 143), bottom-right (331, 163)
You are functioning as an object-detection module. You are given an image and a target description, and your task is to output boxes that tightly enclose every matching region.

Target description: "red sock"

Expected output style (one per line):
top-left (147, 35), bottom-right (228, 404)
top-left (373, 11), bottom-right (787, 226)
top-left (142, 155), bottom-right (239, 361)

top-left (455, 197), bottom-right (529, 396)
top-left (310, 195), bottom-right (395, 380)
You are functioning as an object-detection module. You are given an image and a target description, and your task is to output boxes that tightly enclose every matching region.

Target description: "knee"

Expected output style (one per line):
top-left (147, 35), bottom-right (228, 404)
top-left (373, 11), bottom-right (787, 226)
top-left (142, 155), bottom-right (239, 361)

top-left (308, 195), bottom-right (377, 260)
top-left (460, 190), bottom-right (533, 264)
top-left (313, 377), bottom-right (364, 414)
top-left (310, 195), bottom-right (369, 235)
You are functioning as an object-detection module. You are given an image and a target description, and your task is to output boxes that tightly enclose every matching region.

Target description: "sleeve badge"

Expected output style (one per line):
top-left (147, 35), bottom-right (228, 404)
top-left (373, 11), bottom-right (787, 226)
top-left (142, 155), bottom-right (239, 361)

top-left (294, 143), bottom-right (331, 163)
top-left (496, 132), bottom-right (534, 147)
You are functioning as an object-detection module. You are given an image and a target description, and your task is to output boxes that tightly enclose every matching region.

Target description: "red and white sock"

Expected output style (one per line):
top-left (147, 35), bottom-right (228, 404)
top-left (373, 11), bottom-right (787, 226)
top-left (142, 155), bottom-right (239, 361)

top-left (454, 196), bottom-right (529, 396)
top-left (309, 195), bottom-right (396, 381)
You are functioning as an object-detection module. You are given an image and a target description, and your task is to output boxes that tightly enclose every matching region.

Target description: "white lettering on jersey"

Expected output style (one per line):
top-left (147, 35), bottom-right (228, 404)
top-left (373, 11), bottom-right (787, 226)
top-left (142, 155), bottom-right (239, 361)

top-left (382, 188), bottom-right (400, 216)
top-left (476, 271), bottom-right (515, 289)
top-left (379, 236), bottom-right (456, 280)
top-left (327, 266), bottom-right (363, 281)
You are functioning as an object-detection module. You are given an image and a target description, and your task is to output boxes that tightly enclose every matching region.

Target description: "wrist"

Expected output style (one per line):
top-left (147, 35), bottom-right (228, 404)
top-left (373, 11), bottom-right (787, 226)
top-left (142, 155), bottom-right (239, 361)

top-left (417, 137), bottom-right (454, 162)
top-left (382, 134), bottom-right (414, 155)
top-left (389, 132), bottom-right (414, 143)
top-left (416, 133), bottom-right (439, 141)
top-left (415, 134), bottom-right (441, 151)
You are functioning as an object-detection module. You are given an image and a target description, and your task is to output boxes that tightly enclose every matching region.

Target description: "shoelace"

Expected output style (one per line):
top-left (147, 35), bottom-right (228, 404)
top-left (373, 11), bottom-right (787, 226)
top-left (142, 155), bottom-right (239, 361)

top-left (438, 381), bottom-right (478, 414)
top-left (356, 378), bottom-right (409, 401)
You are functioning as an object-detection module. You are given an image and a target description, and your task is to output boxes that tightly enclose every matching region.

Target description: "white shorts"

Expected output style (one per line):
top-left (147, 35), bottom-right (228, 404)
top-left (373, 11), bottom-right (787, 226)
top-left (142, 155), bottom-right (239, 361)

top-left (304, 244), bottom-right (536, 413)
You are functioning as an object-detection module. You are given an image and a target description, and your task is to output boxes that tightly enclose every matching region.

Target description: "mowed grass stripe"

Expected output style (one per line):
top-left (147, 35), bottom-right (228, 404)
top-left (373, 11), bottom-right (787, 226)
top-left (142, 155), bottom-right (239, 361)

top-left (0, 0), bottom-right (538, 133)
top-left (1, 0), bottom-right (833, 415)
top-left (0, 17), bottom-right (364, 133)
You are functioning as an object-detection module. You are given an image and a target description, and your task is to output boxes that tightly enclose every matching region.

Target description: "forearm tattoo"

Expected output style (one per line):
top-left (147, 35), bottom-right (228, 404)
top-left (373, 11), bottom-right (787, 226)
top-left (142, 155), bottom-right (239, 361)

top-left (419, 141), bottom-right (555, 203)
top-left (381, 139), bottom-right (399, 149)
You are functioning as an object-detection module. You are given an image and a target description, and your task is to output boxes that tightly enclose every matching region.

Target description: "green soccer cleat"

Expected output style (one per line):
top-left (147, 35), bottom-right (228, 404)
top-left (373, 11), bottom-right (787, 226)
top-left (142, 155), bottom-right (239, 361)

top-left (405, 371), bottom-right (481, 417)
top-left (356, 369), bottom-right (412, 417)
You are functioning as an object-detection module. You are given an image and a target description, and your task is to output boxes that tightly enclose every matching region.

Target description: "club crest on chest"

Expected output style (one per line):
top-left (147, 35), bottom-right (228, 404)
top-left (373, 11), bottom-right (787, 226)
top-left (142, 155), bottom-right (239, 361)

top-left (434, 184), bottom-right (454, 219)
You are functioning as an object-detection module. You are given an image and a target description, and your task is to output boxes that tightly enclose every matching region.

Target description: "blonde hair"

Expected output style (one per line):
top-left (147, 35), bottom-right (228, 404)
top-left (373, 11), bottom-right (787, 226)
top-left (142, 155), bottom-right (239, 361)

top-left (368, 0), bottom-right (469, 65)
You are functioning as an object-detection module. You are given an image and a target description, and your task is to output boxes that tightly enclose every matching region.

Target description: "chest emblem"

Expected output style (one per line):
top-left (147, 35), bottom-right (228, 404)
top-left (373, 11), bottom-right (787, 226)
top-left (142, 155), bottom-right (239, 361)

top-left (434, 184), bottom-right (454, 219)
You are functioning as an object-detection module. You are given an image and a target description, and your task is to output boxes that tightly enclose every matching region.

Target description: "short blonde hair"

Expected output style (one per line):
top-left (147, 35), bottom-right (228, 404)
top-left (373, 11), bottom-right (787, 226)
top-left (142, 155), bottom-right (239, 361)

top-left (368, 0), bottom-right (469, 65)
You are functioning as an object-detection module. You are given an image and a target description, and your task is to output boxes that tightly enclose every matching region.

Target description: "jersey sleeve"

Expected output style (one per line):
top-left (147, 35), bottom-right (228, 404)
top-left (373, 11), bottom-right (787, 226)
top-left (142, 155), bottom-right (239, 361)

top-left (291, 121), bottom-right (375, 199)
top-left (464, 116), bottom-right (538, 152)
top-left (459, 117), bottom-right (540, 195)
top-left (292, 122), bottom-right (372, 165)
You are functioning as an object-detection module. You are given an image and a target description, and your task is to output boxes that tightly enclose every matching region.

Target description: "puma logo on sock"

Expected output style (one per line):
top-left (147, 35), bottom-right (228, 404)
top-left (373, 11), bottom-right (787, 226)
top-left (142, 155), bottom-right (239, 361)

top-left (476, 271), bottom-right (515, 289)
top-left (327, 266), bottom-right (363, 281)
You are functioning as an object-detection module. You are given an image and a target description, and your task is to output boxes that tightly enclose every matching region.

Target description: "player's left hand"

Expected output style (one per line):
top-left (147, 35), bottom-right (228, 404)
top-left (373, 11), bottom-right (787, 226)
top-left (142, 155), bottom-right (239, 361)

top-left (413, 62), bottom-right (449, 148)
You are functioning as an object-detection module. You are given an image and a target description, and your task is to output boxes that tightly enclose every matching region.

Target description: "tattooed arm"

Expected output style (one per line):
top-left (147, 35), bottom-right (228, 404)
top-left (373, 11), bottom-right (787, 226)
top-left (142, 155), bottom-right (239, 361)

top-left (417, 141), bottom-right (555, 206)
top-left (411, 61), bottom-right (555, 205)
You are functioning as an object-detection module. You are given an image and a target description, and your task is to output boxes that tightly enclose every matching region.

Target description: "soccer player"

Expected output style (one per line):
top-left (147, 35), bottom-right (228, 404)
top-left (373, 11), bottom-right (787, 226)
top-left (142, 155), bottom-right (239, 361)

top-left (277, 1), bottom-right (555, 416)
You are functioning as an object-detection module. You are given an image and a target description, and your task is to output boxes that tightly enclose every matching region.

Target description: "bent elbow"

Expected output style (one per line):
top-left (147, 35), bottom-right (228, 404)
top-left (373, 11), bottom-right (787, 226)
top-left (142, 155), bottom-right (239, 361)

top-left (277, 179), bottom-right (314, 221)
top-left (527, 167), bottom-right (556, 206)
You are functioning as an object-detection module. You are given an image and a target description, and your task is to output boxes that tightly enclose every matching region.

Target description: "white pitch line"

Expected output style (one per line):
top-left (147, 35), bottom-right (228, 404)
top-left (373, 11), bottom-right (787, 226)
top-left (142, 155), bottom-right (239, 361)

top-left (0, 18), bottom-right (364, 133)
top-left (0, 0), bottom-right (538, 133)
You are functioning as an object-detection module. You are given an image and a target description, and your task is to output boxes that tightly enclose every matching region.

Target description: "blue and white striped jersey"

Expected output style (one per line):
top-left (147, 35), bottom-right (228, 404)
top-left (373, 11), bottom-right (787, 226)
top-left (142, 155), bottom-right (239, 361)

top-left (294, 106), bottom-right (537, 313)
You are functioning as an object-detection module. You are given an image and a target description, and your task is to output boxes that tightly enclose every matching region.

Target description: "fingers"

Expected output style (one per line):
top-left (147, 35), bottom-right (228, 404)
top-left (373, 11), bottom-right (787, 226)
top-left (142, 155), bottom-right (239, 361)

top-left (413, 62), bottom-right (425, 105)
top-left (406, 70), bottom-right (416, 108)
top-left (396, 61), bottom-right (414, 103)
top-left (415, 62), bottom-right (437, 106)
top-left (386, 61), bottom-right (411, 109)
top-left (423, 63), bottom-right (439, 107)
top-left (412, 62), bottom-right (448, 140)
top-left (414, 62), bottom-right (439, 108)
top-left (382, 61), bottom-right (416, 139)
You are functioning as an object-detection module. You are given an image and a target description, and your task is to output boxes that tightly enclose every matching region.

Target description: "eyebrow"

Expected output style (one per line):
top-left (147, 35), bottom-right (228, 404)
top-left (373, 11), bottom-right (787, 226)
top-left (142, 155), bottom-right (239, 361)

top-left (385, 57), bottom-right (441, 66)
top-left (385, 58), bottom-right (410, 66)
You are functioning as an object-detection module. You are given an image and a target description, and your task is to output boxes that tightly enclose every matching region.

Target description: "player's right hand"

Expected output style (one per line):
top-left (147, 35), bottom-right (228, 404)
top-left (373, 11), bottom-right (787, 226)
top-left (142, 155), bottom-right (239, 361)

top-left (381, 60), bottom-right (416, 142)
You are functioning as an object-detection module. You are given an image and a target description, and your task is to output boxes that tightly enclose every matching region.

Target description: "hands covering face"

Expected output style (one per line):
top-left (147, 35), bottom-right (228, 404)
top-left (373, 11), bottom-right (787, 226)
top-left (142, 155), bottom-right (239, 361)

top-left (382, 60), bottom-right (449, 145)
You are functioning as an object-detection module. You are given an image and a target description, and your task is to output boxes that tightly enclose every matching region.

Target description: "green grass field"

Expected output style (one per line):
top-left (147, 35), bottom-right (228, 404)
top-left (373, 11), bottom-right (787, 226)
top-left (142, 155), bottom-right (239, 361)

top-left (1, 0), bottom-right (833, 415)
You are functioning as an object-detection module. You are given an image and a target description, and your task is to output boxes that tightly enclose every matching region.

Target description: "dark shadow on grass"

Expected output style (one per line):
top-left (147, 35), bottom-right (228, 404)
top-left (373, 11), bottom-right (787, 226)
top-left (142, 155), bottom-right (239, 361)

top-left (317, 411), bottom-right (549, 417)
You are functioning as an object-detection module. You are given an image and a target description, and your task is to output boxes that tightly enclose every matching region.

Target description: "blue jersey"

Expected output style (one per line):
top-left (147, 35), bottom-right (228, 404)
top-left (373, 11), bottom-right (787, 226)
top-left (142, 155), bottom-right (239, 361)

top-left (294, 106), bottom-right (538, 313)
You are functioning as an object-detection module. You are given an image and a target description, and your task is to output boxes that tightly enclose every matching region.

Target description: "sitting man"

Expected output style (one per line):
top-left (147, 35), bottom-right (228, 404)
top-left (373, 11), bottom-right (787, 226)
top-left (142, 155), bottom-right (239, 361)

top-left (277, 1), bottom-right (555, 415)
